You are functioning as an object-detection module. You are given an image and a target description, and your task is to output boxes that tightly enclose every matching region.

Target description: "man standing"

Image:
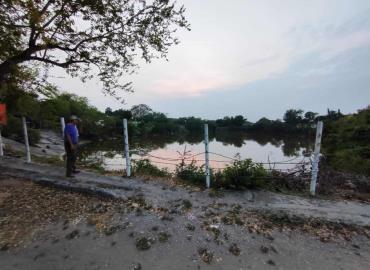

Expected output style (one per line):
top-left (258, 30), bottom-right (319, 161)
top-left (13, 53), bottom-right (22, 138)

top-left (64, 115), bottom-right (79, 178)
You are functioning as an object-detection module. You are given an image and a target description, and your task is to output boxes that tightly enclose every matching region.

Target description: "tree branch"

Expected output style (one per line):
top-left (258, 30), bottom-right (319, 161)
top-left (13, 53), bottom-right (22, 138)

top-left (41, 0), bottom-right (67, 29)
top-left (34, 0), bottom-right (67, 43)
top-left (39, 0), bottom-right (56, 16)
top-left (29, 0), bottom-right (55, 46)
top-left (28, 56), bottom-right (88, 68)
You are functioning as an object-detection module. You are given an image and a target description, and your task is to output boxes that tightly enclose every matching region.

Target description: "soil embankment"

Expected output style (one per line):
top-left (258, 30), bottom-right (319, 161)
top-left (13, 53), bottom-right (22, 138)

top-left (2, 130), bottom-right (65, 158)
top-left (1, 156), bottom-right (370, 269)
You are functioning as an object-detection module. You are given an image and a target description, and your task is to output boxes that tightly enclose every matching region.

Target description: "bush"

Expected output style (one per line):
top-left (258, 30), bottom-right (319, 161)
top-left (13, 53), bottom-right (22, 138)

top-left (175, 161), bottom-right (206, 184)
top-left (214, 159), bottom-right (270, 189)
top-left (175, 159), bottom-right (270, 189)
top-left (132, 159), bottom-right (170, 177)
top-left (327, 147), bottom-right (370, 175)
top-left (322, 107), bottom-right (370, 175)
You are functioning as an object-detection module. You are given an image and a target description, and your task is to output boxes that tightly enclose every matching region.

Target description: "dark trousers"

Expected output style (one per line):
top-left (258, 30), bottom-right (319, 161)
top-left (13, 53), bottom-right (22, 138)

top-left (65, 142), bottom-right (77, 176)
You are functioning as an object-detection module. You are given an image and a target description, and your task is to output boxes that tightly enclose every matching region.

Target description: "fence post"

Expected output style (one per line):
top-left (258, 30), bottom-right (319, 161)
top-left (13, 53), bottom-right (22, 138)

top-left (310, 121), bottom-right (324, 196)
top-left (204, 124), bottom-right (210, 188)
top-left (60, 117), bottom-right (65, 139)
top-left (22, 116), bottom-right (31, 163)
top-left (0, 127), bottom-right (3, 156)
top-left (123, 119), bottom-right (131, 177)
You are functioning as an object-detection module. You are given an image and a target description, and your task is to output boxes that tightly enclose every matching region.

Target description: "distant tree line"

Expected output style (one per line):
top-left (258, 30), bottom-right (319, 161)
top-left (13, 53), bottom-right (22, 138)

top-left (0, 83), bottom-right (346, 144)
top-left (213, 109), bottom-right (344, 133)
top-left (94, 105), bottom-right (348, 141)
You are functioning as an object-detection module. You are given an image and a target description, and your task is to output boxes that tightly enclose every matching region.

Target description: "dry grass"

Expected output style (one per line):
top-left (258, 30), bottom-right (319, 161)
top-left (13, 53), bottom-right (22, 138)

top-left (0, 175), bottom-right (121, 249)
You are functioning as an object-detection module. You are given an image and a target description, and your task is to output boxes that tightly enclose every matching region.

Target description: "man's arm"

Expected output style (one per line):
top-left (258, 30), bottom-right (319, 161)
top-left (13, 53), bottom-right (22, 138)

top-left (66, 132), bottom-right (75, 150)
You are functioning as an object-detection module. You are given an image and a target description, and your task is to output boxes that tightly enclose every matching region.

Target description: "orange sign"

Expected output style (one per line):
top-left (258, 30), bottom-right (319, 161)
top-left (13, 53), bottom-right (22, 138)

top-left (0, 104), bottom-right (7, 125)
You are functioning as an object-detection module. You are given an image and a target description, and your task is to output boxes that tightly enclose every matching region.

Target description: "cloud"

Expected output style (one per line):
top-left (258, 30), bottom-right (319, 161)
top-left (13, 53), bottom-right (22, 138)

top-left (151, 43), bottom-right (370, 121)
top-left (128, 2), bottom-right (370, 100)
top-left (48, 0), bottom-right (370, 116)
top-left (146, 52), bottom-right (293, 98)
top-left (320, 30), bottom-right (370, 60)
top-left (150, 76), bottom-right (229, 97)
top-left (283, 8), bottom-right (370, 61)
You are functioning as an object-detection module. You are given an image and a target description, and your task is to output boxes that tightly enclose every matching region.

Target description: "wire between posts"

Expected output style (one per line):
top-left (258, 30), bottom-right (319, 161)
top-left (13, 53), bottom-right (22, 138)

top-left (133, 149), bottom-right (309, 165)
top-left (132, 158), bottom-right (179, 166)
top-left (97, 145), bottom-right (310, 178)
top-left (102, 153), bottom-right (310, 170)
top-left (132, 151), bottom-right (205, 161)
top-left (127, 147), bottom-right (309, 167)
top-left (208, 152), bottom-right (306, 164)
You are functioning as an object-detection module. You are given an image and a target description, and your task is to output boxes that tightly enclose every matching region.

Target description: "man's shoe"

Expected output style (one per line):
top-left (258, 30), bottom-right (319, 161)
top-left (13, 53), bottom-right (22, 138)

top-left (72, 170), bottom-right (81, 174)
top-left (66, 175), bottom-right (75, 178)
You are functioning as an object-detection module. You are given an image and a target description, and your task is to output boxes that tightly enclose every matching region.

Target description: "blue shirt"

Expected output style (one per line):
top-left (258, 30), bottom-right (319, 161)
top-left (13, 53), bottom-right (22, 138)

top-left (64, 123), bottom-right (78, 145)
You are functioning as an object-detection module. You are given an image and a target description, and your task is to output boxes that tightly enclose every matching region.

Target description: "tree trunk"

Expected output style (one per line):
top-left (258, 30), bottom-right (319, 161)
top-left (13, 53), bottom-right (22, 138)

top-left (0, 60), bottom-right (15, 83)
top-left (0, 51), bottom-right (32, 87)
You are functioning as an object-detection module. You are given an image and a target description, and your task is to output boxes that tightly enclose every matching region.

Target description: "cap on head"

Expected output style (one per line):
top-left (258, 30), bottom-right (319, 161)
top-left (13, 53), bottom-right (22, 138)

top-left (70, 115), bottom-right (78, 121)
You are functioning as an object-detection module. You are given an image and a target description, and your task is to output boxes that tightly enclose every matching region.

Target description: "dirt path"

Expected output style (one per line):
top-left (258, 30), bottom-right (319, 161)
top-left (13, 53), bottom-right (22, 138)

top-left (0, 176), bottom-right (370, 270)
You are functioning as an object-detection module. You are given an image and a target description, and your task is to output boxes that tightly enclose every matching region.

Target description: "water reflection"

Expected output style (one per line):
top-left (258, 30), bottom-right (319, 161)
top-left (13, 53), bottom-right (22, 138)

top-left (78, 131), bottom-right (314, 171)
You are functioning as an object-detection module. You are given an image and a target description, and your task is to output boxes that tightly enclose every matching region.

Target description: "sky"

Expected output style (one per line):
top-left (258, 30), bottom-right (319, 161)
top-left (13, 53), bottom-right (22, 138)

top-left (49, 0), bottom-right (370, 121)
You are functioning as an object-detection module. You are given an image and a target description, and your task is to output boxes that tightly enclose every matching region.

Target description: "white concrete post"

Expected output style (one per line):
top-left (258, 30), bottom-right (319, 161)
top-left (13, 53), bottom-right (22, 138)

top-left (123, 119), bottom-right (131, 177)
top-left (0, 128), bottom-right (3, 156)
top-left (204, 124), bottom-right (210, 188)
top-left (310, 121), bottom-right (324, 196)
top-left (60, 117), bottom-right (65, 139)
top-left (22, 116), bottom-right (31, 163)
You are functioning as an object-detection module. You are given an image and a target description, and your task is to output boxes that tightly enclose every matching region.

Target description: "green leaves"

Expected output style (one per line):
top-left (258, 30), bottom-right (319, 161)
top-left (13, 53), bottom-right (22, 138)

top-left (322, 107), bottom-right (370, 175)
top-left (220, 159), bottom-right (269, 188)
top-left (0, 0), bottom-right (190, 100)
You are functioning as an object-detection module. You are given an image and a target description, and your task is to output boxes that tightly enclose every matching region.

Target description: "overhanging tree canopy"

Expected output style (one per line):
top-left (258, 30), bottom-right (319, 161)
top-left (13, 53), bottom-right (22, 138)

top-left (0, 0), bottom-right (189, 99)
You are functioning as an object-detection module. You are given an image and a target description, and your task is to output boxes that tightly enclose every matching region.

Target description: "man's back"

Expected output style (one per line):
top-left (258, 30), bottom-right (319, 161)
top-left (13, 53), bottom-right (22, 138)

top-left (64, 123), bottom-right (78, 145)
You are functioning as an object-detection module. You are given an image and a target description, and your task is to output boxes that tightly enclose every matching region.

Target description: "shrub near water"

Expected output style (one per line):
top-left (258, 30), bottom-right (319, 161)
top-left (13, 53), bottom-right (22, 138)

top-left (175, 158), bottom-right (270, 189)
top-left (175, 161), bottom-right (206, 185)
top-left (132, 159), bottom-right (170, 178)
top-left (214, 159), bottom-right (270, 189)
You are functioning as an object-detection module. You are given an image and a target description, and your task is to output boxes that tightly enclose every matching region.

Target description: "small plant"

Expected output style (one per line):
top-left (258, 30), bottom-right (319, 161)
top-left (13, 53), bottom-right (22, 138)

top-left (158, 232), bottom-right (171, 243)
top-left (182, 199), bottom-right (192, 210)
top-left (198, 247), bottom-right (213, 264)
top-left (229, 243), bottom-right (241, 256)
top-left (185, 223), bottom-right (195, 231)
top-left (132, 159), bottom-right (170, 177)
top-left (135, 237), bottom-right (152, 250)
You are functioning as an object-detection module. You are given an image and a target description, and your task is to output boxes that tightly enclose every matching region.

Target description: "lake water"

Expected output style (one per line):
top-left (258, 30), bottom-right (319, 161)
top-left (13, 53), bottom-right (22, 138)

top-left (78, 132), bottom-right (314, 172)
